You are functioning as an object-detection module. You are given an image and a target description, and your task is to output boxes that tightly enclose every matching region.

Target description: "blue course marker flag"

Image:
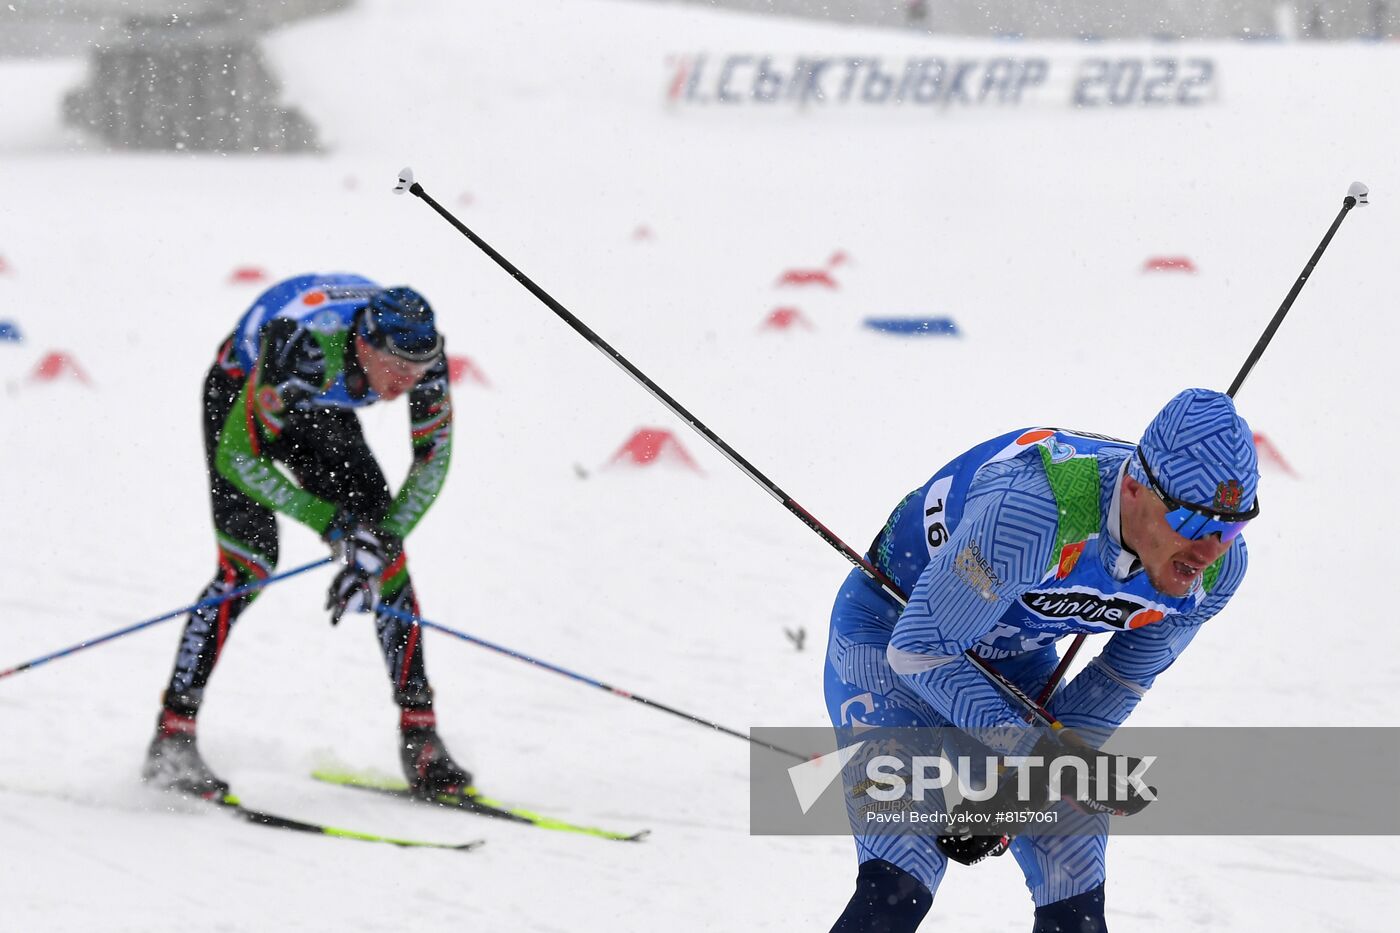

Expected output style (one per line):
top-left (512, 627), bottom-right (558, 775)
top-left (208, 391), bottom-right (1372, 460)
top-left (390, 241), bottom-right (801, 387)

top-left (861, 316), bottom-right (960, 337)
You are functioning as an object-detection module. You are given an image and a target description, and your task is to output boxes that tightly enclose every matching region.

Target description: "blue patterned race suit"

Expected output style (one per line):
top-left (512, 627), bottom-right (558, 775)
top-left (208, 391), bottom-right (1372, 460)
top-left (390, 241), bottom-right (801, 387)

top-left (824, 427), bottom-right (1248, 908)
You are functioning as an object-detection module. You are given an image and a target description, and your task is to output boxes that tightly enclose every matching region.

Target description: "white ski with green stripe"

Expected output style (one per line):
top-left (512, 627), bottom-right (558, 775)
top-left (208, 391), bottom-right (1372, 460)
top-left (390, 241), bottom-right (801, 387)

top-left (219, 792), bottom-right (485, 850)
top-left (312, 769), bottom-right (649, 842)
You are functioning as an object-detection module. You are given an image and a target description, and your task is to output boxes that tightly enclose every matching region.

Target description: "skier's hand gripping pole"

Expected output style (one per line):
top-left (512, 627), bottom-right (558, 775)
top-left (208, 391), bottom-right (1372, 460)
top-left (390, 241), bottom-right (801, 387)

top-left (323, 512), bottom-right (388, 626)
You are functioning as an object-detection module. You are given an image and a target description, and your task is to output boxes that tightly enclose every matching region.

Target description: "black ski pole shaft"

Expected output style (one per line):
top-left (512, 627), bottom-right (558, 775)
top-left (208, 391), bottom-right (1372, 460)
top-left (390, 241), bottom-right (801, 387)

top-left (376, 605), bottom-right (807, 762)
top-left (393, 168), bottom-right (1061, 730)
top-left (0, 557), bottom-right (332, 681)
top-left (949, 187), bottom-right (1372, 866)
top-left (393, 174), bottom-right (879, 590)
top-left (1037, 183), bottom-right (1369, 705)
top-left (1036, 635), bottom-right (1083, 706)
top-left (1228, 183), bottom-right (1368, 398)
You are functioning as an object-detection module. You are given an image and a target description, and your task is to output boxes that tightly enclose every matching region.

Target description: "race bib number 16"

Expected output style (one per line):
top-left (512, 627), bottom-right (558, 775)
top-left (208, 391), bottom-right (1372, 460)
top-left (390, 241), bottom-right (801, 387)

top-left (923, 476), bottom-right (954, 557)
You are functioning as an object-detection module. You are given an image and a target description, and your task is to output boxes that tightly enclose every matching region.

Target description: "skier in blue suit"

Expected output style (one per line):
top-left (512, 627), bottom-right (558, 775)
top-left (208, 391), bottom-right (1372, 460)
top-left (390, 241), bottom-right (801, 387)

top-left (826, 389), bottom-right (1260, 932)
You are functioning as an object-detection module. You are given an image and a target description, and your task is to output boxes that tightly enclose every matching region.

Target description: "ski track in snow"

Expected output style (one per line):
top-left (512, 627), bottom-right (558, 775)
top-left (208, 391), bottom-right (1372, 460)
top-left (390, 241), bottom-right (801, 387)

top-left (2, 1), bottom-right (1399, 930)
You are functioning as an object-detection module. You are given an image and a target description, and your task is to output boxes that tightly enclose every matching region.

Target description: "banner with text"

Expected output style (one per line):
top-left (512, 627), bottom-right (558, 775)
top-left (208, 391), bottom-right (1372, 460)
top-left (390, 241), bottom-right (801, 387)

top-left (666, 54), bottom-right (1218, 109)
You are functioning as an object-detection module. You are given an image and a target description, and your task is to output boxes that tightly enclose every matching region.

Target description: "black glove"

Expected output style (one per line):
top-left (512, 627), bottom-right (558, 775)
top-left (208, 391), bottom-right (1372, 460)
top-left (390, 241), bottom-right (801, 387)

top-left (326, 509), bottom-right (404, 563)
top-left (1030, 733), bottom-right (1157, 818)
top-left (324, 517), bottom-right (386, 625)
top-left (936, 759), bottom-right (1049, 866)
top-left (936, 733), bottom-right (1157, 866)
top-left (936, 825), bottom-right (1014, 866)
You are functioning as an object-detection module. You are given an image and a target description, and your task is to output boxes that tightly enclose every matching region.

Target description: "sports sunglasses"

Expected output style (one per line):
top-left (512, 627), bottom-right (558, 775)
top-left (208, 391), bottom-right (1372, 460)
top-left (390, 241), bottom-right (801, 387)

top-left (1135, 449), bottom-right (1258, 543)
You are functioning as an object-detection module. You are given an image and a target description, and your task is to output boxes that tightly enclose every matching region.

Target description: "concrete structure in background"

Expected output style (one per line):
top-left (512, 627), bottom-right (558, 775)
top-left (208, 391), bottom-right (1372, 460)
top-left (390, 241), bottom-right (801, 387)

top-left (3, 0), bottom-right (1392, 154)
top-left (657, 0), bottom-right (1398, 40)
top-left (2, 0), bottom-right (350, 152)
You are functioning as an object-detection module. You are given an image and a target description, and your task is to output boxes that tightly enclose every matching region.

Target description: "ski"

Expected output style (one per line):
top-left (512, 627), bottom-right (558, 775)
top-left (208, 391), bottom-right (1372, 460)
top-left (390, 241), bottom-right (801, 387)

top-left (213, 792), bottom-right (485, 851)
top-left (311, 769), bottom-right (649, 842)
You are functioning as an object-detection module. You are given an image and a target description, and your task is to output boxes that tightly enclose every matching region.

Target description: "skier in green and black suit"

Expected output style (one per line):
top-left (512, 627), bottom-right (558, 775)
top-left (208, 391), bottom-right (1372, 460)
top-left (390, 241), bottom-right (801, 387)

top-left (143, 273), bottom-right (469, 800)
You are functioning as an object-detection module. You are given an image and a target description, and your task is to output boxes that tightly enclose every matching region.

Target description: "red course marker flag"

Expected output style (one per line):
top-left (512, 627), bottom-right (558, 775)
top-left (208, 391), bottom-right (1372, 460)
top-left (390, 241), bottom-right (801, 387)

top-left (760, 307), bottom-right (813, 331)
top-left (1253, 432), bottom-right (1297, 477)
top-left (607, 428), bottom-right (701, 472)
top-left (1142, 256), bottom-right (1197, 273)
top-left (30, 352), bottom-right (92, 385)
top-left (229, 266), bottom-right (268, 284)
top-left (777, 268), bottom-right (838, 288)
top-left (447, 355), bottom-right (490, 387)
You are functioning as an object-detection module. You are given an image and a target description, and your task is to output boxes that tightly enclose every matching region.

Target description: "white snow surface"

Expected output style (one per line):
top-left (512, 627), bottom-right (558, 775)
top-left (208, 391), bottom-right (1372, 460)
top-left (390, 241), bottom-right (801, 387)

top-left (1, 1), bottom-right (1398, 929)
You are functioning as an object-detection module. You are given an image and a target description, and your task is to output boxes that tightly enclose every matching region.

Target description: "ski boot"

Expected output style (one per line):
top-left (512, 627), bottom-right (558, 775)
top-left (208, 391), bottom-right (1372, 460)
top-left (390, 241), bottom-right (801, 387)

top-left (141, 710), bottom-right (230, 800)
top-left (399, 709), bottom-right (473, 797)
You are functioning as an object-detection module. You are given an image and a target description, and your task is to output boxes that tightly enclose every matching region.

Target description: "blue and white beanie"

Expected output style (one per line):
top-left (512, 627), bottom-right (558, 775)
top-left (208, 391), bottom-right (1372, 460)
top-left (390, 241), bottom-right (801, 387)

top-left (1129, 388), bottom-right (1259, 511)
top-left (360, 286), bottom-right (443, 361)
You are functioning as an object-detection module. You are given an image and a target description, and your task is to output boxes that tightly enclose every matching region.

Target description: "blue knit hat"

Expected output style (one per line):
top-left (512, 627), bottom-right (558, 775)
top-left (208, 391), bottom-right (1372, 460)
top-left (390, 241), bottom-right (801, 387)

top-left (1129, 388), bottom-right (1259, 511)
top-left (360, 286), bottom-right (443, 361)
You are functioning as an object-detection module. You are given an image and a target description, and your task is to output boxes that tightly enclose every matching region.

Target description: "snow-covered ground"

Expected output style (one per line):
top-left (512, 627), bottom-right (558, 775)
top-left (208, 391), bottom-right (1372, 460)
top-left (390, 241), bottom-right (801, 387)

top-left (1, 1), bottom-right (1398, 929)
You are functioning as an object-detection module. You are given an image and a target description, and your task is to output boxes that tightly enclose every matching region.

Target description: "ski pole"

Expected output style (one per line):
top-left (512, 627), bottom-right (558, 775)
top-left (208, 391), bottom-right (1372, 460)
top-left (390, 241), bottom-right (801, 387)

top-left (1228, 182), bottom-right (1367, 397)
top-left (391, 167), bottom-right (1059, 728)
top-left (375, 604), bottom-right (808, 762)
top-left (0, 557), bottom-right (332, 681)
top-left (1042, 182), bottom-right (1369, 704)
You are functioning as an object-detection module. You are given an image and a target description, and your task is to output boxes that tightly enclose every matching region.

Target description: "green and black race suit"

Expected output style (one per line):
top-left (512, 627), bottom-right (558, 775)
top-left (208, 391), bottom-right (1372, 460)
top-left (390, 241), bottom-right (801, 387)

top-left (161, 273), bottom-right (453, 714)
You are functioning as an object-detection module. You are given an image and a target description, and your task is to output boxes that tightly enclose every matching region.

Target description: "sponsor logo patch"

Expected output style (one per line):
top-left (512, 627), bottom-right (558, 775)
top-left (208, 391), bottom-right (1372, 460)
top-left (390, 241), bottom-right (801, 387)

top-left (324, 285), bottom-right (380, 301)
top-left (1128, 609), bottom-right (1165, 629)
top-left (1047, 439), bottom-right (1076, 463)
top-left (1020, 587), bottom-right (1170, 630)
top-left (307, 309), bottom-right (342, 334)
top-left (952, 542), bottom-right (1000, 602)
top-left (1016, 429), bottom-right (1055, 446)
